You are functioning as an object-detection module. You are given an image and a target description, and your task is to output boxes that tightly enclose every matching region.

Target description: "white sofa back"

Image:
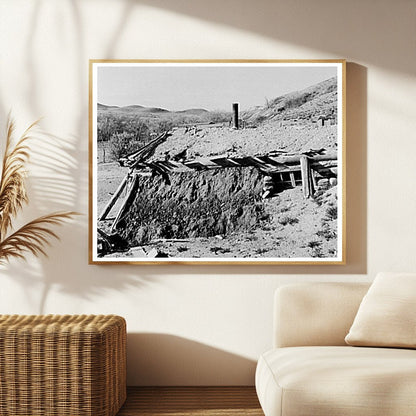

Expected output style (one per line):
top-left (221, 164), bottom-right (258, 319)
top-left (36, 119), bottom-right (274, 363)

top-left (274, 282), bottom-right (370, 348)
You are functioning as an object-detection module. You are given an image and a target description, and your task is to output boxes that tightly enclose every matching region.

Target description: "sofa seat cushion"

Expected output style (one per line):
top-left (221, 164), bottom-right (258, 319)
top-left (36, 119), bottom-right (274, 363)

top-left (256, 346), bottom-right (416, 416)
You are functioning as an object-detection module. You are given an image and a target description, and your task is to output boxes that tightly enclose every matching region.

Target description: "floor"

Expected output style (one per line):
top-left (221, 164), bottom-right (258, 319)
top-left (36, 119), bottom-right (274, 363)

top-left (117, 386), bottom-right (264, 416)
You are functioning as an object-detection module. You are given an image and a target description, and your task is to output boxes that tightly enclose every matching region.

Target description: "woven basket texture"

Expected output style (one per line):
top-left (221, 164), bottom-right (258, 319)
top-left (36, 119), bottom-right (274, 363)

top-left (0, 314), bottom-right (126, 416)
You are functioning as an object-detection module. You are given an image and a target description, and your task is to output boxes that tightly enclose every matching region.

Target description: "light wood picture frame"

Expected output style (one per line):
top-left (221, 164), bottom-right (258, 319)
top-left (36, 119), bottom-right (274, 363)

top-left (89, 60), bottom-right (346, 265)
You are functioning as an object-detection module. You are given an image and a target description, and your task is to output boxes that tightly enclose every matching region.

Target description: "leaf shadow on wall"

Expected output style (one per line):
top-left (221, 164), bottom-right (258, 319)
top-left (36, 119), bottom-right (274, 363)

top-left (0, 0), bottom-right (370, 311)
top-left (134, 0), bottom-right (413, 76)
top-left (0, 127), bottom-right (160, 314)
top-left (126, 333), bottom-right (257, 386)
top-left (0, 0), bottom-right (168, 313)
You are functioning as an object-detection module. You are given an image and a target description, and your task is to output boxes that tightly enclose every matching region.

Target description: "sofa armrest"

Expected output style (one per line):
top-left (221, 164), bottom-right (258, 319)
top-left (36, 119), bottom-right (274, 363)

top-left (274, 282), bottom-right (370, 348)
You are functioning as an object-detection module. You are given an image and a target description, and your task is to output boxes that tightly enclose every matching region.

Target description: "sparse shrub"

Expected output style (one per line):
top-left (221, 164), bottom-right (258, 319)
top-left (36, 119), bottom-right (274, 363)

top-left (283, 91), bottom-right (318, 110)
top-left (264, 97), bottom-right (271, 109)
top-left (210, 246), bottom-right (231, 255)
top-left (252, 115), bottom-right (268, 126)
top-left (278, 216), bottom-right (299, 226)
top-left (312, 190), bottom-right (324, 205)
top-left (311, 249), bottom-right (324, 258)
top-left (307, 240), bottom-right (321, 249)
top-left (316, 228), bottom-right (337, 241)
top-left (208, 111), bottom-right (231, 124)
top-left (110, 132), bottom-right (139, 160)
top-left (155, 119), bottom-right (174, 134)
top-left (278, 205), bottom-right (292, 213)
top-left (307, 240), bottom-right (323, 257)
top-left (325, 206), bottom-right (338, 221)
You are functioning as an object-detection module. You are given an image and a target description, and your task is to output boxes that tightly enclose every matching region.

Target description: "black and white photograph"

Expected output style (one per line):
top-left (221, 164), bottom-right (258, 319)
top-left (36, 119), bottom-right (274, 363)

top-left (89, 60), bottom-right (345, 264)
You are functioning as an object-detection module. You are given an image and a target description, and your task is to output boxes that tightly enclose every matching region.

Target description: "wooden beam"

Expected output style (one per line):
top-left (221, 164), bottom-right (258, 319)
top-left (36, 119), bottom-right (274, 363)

top-left (233, 103), bottom-right (239, 129)
top-left (98, 174), bottom-right (129, 221)
top-left (300, 156), bottom-right (314, 198)
top-left (111, 174), bottom-right (140, 232)
top-left (311, 169), bottom-right (317, 189)
top-left (290, 172), bottom-right (296, 187)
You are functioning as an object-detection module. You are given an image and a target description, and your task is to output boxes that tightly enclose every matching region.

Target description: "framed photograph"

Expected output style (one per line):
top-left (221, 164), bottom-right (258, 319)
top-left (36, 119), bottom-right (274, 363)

top-left (89, 60), bottom-right (345, 264)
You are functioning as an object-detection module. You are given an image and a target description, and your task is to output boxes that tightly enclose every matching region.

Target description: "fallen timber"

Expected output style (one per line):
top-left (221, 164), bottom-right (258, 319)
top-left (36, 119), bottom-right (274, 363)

top-left (119, 130), bottom-right (171, 168)
top-left (99, 150), bottom-right (337, 223)
top-left (131, 152), bottom-right (337, 176)
top-left (99, 130), bottom-right (171, 222)
top-left (99, 127), bottom-right (338, 229)
top-left (108, 153), bottom-right (335, 234)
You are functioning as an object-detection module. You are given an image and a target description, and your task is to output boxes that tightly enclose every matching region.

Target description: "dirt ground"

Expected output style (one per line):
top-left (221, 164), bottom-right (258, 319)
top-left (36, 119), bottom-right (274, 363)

top-left (151, 122), bottom-right (337, 162)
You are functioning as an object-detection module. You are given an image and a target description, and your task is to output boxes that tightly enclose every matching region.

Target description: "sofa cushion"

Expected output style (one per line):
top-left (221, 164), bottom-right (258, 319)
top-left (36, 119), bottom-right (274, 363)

top-left (345, 272), bottom-right (416, 348)
top-left (256, 346), bottom-right (416, 416)
top-left (274, 283), bottom-right (370, 348)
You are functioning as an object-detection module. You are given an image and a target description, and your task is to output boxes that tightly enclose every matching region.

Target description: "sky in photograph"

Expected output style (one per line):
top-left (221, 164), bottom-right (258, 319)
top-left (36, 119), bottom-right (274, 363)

top-left (97, 63), bottom-right (337, 112)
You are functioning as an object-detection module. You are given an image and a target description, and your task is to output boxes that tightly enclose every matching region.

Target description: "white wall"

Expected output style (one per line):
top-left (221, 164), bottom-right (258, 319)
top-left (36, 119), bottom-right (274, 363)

top-left (0, 0), bottom-right (415, 385)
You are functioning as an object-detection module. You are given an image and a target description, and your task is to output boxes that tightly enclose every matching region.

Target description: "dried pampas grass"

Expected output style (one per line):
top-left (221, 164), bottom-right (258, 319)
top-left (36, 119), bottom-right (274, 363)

top-left (0, 116), bottom-right (77, 264)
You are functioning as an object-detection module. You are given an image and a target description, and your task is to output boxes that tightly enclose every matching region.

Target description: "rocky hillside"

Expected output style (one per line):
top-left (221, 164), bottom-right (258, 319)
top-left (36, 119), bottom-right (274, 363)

top-left (243, 76), bottom-right (337, 125)
top-left (146, 76), bottom-right (339, 162)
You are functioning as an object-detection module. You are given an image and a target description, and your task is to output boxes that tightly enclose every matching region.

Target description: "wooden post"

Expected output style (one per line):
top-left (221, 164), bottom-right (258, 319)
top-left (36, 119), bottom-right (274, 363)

top-left (111, 174), bottom-right (140, 232)
top-left (311, 168), bottom-right (317, 189)
top-left (232, 103), bottom-right (239, 129)
top-left (300, 155), bottom-right (314, 198)
top-left (98, 174), bottom-right (129, 221)
top-left (290, 172), bottom-right (296, 187)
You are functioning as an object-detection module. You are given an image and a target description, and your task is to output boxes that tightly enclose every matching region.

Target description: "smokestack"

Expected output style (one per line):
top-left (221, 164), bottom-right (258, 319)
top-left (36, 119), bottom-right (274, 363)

top-left (232, 102), bottom-right (239, 129)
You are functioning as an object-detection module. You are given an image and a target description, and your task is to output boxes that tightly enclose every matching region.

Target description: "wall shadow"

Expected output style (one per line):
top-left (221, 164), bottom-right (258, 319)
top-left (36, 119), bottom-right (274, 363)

top-left (0, 1), bottom-right (160, 312)
top-left (0, 1), bottom-right (372, 300)
top-left (135, 0), bottom-right (413, 76)
top-left (0, 124), bottom-right (161, 313)
top-left (127, 333), bottom-right (257, 386)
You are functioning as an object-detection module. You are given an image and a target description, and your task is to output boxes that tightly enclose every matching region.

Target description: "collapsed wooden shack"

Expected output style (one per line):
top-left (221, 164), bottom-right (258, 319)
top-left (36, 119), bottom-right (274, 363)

top-left (97, 129), bottom-right (338, 256)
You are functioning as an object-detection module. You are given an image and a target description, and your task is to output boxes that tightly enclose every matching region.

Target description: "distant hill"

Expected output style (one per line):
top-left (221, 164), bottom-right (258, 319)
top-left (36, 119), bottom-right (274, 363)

top-left (175, 108), bottom-right (209, 115)
top-left (243, 76), bottom-right (337, 125)
top-left (98, 103), bottom-right (170, 113)
top-left (97, 103), bottom-right (120, 110)
top-left (97, 103), bottom-right (210, 116)
top-left (123, 105), bottom-right (169, 113)
top-left (123, 104), bottom-right (145, 110)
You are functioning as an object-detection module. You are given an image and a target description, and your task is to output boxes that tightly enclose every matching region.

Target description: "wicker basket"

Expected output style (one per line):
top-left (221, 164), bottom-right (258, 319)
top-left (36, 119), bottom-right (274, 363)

top-left (0, 314), bottom-right (126, 416)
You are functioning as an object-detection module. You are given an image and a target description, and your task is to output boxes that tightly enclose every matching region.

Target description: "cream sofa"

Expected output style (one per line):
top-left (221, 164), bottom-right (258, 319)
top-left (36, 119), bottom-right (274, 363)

top-left (255, 282), bottom-right (416, 416)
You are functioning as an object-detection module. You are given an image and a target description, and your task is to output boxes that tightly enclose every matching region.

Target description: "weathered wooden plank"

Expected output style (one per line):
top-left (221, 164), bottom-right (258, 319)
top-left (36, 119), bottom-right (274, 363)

top-left (311, 169), bottom-right (317, 189)
top-left (98, 174), bottom-right (129, 221)
top-left (290, 172), bottom-right (296, 187)
top-left (184, 158), bottom-right (219, 169)
top-left (269, 153), bottom-right (337, 165)
top-left (111, 174), bottom-right (140, 232)
top-left (210, 157), bottom-right (242, 167)
top-left (311, 160), bottom-right (338, 170)
top-left (300, 156), bottom-right (314, 198)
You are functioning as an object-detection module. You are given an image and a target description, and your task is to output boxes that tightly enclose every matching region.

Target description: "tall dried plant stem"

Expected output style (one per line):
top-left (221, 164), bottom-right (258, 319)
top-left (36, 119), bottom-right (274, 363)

top-left (0, 117), bottom-right (78, 264)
